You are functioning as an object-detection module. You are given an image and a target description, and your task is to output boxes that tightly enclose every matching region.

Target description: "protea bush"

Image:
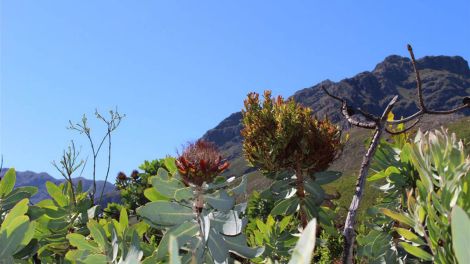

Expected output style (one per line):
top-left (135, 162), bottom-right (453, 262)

top-left (242, 91), bottom-right (341, 174)
top-left (241, 90), bottom-right (343, 228)
top-left (136, 145), bottom-right (263, 263)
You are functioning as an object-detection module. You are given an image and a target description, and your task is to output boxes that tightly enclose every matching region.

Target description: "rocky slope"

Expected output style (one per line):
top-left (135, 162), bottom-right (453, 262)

top-left (202, 55), bottom-right (470, 176)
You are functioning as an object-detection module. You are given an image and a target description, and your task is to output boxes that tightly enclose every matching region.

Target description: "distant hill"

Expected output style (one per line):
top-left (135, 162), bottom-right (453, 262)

top-left (202, 54), bottom-right (470, 177)
top-left (0, 169), bottom-right (120, 206)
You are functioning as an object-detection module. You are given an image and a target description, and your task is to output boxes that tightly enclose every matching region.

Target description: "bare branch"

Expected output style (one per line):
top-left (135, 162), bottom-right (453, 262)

top-left (322, 86), bottom-right (377, 129)
top-left (385, 117), bottom-right (421, 135)
top-left (407, 44), bottom-right (426, 111)
top-left (340, 101), bottom-right (376, 129)
top-left (342, 95), bottom-right (397, 264)
top-left (388, 45), bottom-right (469, 125)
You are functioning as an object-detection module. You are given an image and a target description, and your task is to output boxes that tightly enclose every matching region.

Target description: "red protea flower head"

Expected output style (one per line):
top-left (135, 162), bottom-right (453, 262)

top-left (117, 172), bottom-right (128, 181)
top-left (175, 139), bottom-right (229, 186)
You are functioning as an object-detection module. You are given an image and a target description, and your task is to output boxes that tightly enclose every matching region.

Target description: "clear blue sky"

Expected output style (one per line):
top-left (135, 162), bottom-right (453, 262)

top-left (1, 1), bottom-right (469, 181)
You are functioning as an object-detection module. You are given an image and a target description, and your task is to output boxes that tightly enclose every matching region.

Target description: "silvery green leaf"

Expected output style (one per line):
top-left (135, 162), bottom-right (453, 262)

top-left (137, 201), bottom-right (194, 227)
top-left (230, 175), bottom-right (247, 195)
top-left (209, 210), bottom-right (243, 236)
top-left (168, 235), bottom-right (181, 264)
top-left (234, 202), bottom-right (247, 215)
top-left (157, 167), bottom-right (169, 180)
top-left (205, 190), bottom-right (235, 212)
top-left (223, 234), bottom-right (264, 259)
top-left (111, 229), bottom-right (118, 262)
top-left (155, 221), bottom-right (199, 261)
top-left (452, 206), bottom-right (470, 264)
top-left (201, 213), bottom-right (211, 243)
top-left (208, 228), bottom-right (228, 264)
top-left (87, 205), bottom-right (99, 220)
top-left (174, 187), bottom-right (193, 202)
top-left (152, 177), bottom-right (185, 199)
top-left (288, 219), bottom-right (317, 264)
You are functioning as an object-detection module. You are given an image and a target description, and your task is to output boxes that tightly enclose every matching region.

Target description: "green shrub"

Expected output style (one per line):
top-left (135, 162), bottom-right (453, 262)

top-left (358, 129), bottom-right (470, 263)
top-left (137, 150), bottom-right (263, 263)
top-left (241, 90), bottom-right (342, 231)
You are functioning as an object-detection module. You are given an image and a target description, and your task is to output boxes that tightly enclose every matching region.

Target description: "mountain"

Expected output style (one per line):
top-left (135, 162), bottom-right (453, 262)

top-left (202, 55), bottom-right (470, 177)
top-left (0, 168), bottom-right (120, 206)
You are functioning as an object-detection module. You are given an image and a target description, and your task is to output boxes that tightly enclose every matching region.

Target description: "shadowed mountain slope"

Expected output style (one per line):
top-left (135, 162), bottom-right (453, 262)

top-left (202, 55), bottom-right (470, 177)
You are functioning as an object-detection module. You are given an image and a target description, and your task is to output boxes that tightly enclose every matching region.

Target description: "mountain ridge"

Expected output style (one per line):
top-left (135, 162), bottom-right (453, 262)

top-left (0, 168), bottom-right (120, 205)
top-left (202, 54), bottom-right (470, 176)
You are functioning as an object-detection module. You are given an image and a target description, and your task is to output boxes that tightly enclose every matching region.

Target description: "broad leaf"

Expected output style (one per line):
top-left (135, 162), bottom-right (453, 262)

top-left (205, 190), bottom-right (235, 212)
top-left (312, 171), bottom-right (342, 185)
top-left (451, 206), bottom-right (470, 264)
top-left (271, 196), bottom-right (299, 216)
top-left (399, 242), bottom-right (433, 261)
top-left (0, 168), bottom-right (16, 197)
top-left (137, 201), bottom-right (194, 227)
top-left (288, 218), bottom-right (317, 264)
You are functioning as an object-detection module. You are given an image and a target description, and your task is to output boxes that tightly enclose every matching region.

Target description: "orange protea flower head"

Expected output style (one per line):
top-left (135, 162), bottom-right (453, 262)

top-left (175, 139), bottom-right (229, 186)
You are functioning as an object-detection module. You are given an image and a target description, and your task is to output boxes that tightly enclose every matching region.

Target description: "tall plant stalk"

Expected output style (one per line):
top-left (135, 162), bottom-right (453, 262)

top-left (69, 108), bottom-right (125, 205)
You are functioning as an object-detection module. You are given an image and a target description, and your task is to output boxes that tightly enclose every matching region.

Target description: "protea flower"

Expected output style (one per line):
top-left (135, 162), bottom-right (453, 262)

top-left (117, 172), bottom-right (128, 181)
top-left (175, 140), bottom-right (229, 186)
top-left (130, 170), bottom-right (139, 180)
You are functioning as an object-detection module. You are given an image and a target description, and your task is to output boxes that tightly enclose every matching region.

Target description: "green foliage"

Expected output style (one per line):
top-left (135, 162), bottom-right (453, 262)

top-left (288, 219), bottom-right (317, 264)
top-left (246, 190), bottom-right (275, 222)
top-left (137, 156), bottom-right (263, 263)
top-left (0, 169), bottom-right (38, 263)
top-left (451, 206), bottom-right (470, 264)
top-left (241, 90), bottom-right (342, 234)
top-left (0, 168), bottom-right (38, 221)
top-left (314, 229), bottom-right (343, 264)
top-left (358, 128), bottom-right (470, 263)
top-left (0, 199), bottom-right (36, 263)
top-left (116, 158), bottom-right (173, 214)
top-left (35, 181), bottom-right (97, 262)
top-left (241, 90), bottom-right (342, 174)
top-left (65, 209), bottom-right (144, 263)
top-left (246, 215), bottom-right (298, 263)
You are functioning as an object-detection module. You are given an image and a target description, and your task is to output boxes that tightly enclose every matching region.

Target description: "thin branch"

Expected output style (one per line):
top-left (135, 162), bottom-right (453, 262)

top-left (387, 44), bottom-right (469, 125)
top-left (407, 44), bottom-right (426, 111)
top-left (385, 117), bottom-right (421, 135)
top-left (322, 86), bottom-right (377, 129)
top-left (342, 95), bottom-right (398, 264)
top-left (340, 101), bottom-right (376, 129)
top-left (51, 141), bottom-right (84, 206)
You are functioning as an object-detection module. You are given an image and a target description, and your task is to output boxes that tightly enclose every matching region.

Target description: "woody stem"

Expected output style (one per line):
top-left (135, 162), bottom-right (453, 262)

top-left (295, 162), bottom-right (308, 229)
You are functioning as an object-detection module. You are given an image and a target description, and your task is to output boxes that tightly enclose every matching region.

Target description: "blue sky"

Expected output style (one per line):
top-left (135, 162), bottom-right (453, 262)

top-left (1, 1), bottom-right (469, 181)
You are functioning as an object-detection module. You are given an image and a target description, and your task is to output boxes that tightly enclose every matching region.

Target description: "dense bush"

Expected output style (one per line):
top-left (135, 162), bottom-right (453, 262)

top-left (241, 90), bottom-right (343, 231)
